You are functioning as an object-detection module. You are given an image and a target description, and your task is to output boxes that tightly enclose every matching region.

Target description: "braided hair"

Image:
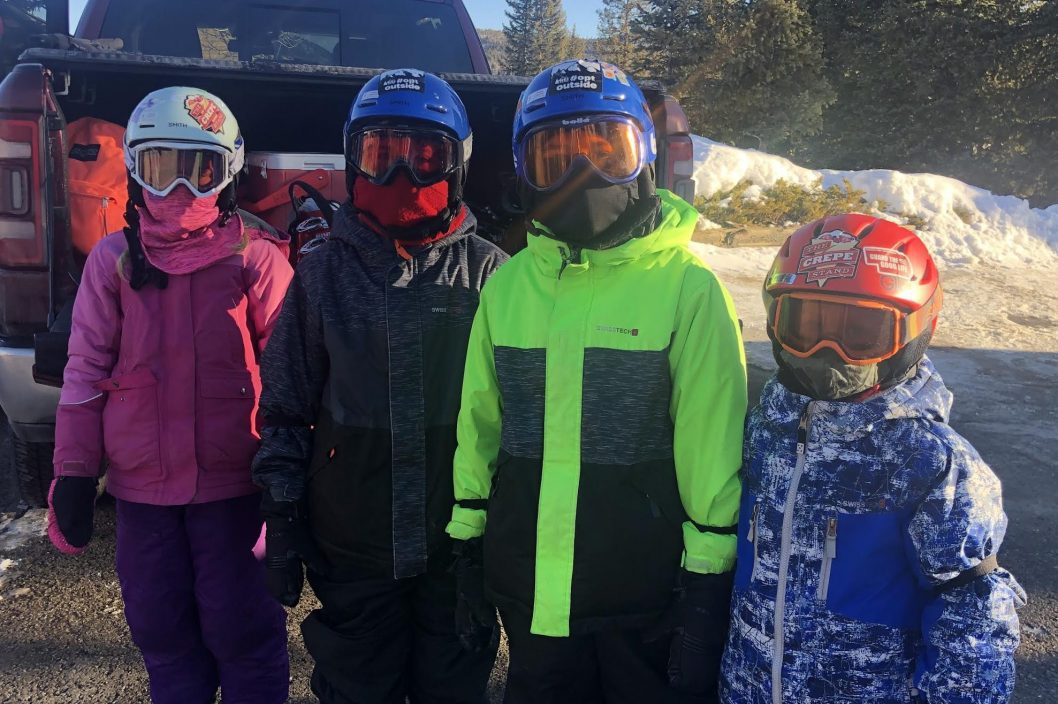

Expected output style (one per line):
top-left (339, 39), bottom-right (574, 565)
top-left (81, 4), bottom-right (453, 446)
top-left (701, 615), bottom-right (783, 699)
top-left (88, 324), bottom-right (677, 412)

top-left (122, 174), bottom-right (168, 291)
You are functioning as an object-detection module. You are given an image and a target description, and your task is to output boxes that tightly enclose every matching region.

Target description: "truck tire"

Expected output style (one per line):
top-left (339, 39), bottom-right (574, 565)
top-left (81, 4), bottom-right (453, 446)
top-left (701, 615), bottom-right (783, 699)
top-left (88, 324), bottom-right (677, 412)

top-left (13, 436), bottom-right (53, 508)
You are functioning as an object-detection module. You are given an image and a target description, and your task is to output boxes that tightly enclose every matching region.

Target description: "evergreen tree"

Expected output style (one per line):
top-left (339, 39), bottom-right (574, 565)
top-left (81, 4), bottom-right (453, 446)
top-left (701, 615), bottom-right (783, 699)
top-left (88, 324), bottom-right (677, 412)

top-left (502, 0), bottom-right (570, 76)
top-left (596, 0), bottom-right (646, 69)
top-left (529, 0), bottom-right (570, 73)
top-left (691, 0), bottom-right (833, 155)
top-left (631, 0), bottom-right (746, 91)
top-left (502, 0), bottom-right (536, 75)
top-left (806, 0), bottom-right (1049, 201)
top-left (565, 25), bottom-right (589, 62)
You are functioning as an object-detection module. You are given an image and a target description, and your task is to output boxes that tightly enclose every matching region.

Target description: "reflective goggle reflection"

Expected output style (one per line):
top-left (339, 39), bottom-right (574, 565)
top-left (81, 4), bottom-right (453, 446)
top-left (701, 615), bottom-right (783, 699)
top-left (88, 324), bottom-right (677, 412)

top-left (773, 294), bottom-right (903, 365)
top-left (348, 128), bottom-right (460, 186)
top-left (522, 118), bottom-right (644, 191)
top-left (134, 145), bottom-right (229, 196)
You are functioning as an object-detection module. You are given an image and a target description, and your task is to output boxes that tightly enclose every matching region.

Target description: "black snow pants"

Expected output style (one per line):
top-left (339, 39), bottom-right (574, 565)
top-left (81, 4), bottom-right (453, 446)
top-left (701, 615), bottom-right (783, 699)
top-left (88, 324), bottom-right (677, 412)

top-left (500, 610), bottom-right (713, 704)
top-left (303, 558), bottom-right (497, 704)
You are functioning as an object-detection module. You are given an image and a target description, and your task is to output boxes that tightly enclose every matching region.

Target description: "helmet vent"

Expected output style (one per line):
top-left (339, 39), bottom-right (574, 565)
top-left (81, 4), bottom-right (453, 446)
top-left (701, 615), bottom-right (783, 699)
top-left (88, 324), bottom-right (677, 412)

top-left (427, 104), bottom-right (450, 115)
top-left (856, 222), bottom-right (877, 240)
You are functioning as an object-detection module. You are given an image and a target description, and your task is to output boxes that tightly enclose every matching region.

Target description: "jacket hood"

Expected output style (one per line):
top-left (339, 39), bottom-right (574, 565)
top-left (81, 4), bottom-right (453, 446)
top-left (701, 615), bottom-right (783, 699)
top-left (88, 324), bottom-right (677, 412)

top-left (330, 201), bottom-right (478, 269)
top-left (525, 189), bottom-right (697, 275)
top-left (758, 355), bottom-right (952, 437)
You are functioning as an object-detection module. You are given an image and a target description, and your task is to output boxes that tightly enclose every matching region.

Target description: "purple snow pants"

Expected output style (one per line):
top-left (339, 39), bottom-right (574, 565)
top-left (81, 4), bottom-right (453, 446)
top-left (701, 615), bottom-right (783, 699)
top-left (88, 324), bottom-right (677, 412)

top-left (115, 493), bottom-right (289, 704)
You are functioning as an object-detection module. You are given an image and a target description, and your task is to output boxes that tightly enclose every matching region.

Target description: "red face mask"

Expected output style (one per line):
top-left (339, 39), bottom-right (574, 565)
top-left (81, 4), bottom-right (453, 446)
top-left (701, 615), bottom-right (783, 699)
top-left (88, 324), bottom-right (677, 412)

top-left (352, 171), bottom-right (450, 233)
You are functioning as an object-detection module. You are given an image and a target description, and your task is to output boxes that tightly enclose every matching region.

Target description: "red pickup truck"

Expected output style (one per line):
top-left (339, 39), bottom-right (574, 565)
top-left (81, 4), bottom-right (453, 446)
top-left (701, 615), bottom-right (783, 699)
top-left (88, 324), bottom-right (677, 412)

top-left (0, 0), bottom-right (697, 506)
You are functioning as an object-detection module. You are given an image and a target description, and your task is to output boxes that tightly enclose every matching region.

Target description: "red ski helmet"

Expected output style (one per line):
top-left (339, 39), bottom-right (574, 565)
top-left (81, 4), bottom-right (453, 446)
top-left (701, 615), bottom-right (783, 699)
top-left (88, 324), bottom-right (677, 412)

top-left (764, 214), bottom-right (942, 366)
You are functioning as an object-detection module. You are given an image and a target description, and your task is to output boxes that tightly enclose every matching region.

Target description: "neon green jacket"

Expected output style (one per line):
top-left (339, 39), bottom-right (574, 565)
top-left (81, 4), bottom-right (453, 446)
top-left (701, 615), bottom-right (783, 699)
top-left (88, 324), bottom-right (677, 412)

top-left (447, 191), bottom-right (747, 637)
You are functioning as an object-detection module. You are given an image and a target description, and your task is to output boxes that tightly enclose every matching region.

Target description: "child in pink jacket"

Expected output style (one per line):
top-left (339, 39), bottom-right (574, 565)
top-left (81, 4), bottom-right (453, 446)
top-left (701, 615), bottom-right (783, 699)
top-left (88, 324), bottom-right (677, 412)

top-left (47, 87), bottom-right (293, 704)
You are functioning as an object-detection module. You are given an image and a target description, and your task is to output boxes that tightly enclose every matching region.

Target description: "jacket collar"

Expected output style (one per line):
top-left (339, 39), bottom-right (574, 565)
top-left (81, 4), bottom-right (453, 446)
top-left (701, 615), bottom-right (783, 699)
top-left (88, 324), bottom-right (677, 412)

top-left (524, 189), bottom-right (698, 277)
top-left (758, 356), bottom-right (952, 436)
top-left (330, 201), bottom-right (477, 270)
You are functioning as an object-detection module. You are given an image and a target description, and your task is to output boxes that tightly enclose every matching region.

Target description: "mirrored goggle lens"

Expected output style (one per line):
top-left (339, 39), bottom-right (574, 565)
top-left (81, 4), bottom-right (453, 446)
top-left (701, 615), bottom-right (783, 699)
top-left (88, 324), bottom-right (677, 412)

top-left (136, 147), bottom-right (227, 193)
top-left (523, 120), bottom-right (642, 190)
top-left (776, 296), bottom-right (898, 362)
top-left (351, 129), bottom-right (458, 184)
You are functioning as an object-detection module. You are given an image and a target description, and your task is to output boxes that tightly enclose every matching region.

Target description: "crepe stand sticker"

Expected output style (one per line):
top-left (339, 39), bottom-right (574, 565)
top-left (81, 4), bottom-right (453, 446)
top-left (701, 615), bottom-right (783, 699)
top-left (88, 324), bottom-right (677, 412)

top-left (380, 69), bottom-right (426, 93)
top-left (797, 229), bottom-right (861, 287)
top-left (184, 95), bottom-right (226, 134)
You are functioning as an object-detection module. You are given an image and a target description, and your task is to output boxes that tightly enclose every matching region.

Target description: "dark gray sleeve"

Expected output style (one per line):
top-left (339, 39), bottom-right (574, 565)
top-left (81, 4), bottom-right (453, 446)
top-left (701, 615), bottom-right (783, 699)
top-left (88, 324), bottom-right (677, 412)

top-left (252, 267), bottom-right (329, 502)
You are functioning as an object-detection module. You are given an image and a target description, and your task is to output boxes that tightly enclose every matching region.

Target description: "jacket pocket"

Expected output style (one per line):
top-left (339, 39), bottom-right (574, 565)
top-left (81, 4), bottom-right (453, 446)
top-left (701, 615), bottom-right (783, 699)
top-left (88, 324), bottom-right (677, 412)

top-left (734, 490), bottom-right (759, 590)
top-left (817, 517), bottom-right (838, 601)
top-left (96, 368), bottom-right (162, 475)
top-left (197, 372), bottom-right (260, 469)
top-left (825, 510), bottom-right (925, 630)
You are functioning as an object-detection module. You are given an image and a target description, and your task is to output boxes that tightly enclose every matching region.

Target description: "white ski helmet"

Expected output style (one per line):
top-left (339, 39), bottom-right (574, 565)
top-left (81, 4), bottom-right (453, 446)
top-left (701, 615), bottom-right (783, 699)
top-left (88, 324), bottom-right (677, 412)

top-left (123, 86), bottom-right (245, 198)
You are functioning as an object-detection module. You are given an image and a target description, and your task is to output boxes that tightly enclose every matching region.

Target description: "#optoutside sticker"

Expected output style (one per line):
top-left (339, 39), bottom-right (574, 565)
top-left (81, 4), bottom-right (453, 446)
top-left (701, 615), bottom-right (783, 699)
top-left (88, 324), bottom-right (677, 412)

top-left (549, 60), bottom-right (605, 94)
top-left (380, 69), bottom-right (426, 93)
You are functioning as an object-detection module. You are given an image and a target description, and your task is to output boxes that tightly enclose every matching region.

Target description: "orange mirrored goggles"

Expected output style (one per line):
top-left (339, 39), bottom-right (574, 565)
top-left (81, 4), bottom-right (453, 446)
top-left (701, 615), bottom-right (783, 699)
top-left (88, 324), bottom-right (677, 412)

top-left (771, 291), bottom-right (942, 366)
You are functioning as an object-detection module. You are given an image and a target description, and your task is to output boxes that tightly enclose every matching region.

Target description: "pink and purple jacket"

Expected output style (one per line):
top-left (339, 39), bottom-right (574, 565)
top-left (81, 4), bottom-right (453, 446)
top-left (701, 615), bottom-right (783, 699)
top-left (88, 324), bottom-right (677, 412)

top-left (53, 223), bottom-right (294, 505)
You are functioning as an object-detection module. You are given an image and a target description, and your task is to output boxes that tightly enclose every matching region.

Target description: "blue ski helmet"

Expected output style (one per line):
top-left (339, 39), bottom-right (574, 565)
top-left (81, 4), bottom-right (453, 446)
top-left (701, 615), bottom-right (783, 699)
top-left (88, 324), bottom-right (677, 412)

top-left (343, 69), bottom-right (473, 225)
top-left (512, 60), bottom-right (657, 184)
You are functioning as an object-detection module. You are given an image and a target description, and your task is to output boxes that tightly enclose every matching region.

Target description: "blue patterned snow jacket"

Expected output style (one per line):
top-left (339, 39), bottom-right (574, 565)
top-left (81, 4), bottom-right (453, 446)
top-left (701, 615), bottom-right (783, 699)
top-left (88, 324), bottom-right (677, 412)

top-left (720, 357), bottom-right (1025, 704)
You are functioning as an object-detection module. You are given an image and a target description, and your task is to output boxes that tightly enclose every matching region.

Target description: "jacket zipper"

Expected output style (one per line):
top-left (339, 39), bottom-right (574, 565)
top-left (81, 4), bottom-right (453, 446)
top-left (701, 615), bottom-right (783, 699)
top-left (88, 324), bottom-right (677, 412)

top-left (557, 245), bottom-right (581, 279)
top-left (772, 404), bottom-right (812, 704)
top-left (101, 196), bottom-right (110, 236)
top-left (817, 517), bottom-right (837, 601)
top-left (748, 501), bottom-right (760, 579)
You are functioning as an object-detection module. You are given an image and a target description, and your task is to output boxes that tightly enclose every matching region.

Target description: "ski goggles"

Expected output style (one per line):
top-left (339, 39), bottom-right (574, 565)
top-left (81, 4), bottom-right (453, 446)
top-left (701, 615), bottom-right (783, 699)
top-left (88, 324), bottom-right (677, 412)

top-left (128, 141), bottom-right (235, 197)
top-left (770, 291), bottom-right (941, 366)
top-left (346, 127), bottom-right (469, 186)
top-left (520, 116), bottom-right (646, 191)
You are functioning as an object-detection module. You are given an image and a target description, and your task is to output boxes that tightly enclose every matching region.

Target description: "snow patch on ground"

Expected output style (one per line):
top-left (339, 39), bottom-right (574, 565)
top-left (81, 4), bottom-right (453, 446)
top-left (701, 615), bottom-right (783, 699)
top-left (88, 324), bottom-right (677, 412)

top-left (0, 509), bottom-right (48, 553)
top-left (692, 136), bottom-right (1058, 269)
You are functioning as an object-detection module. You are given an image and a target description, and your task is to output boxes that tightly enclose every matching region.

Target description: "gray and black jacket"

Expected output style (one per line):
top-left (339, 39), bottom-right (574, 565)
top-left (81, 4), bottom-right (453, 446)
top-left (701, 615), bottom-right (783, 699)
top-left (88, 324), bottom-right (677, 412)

top-left (252, 204), bottom-right (507, 579)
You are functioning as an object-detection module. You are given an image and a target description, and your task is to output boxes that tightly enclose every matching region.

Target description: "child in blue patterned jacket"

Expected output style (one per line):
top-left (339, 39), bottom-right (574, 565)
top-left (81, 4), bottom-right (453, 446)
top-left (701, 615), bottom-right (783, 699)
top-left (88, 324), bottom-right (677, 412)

top-left (720, 214), bottom-right (1025, 704)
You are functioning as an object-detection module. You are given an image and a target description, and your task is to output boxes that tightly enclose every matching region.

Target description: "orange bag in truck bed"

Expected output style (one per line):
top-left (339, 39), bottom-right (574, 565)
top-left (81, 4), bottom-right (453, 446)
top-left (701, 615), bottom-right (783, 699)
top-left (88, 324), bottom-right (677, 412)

top-left (66, 117), bottom-right (129, 255)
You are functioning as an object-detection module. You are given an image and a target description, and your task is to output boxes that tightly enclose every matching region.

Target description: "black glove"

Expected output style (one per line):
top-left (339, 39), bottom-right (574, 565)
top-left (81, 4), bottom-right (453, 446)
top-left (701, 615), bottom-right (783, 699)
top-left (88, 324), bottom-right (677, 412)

top-left (451, 538), bottom-right (499, 654)
top-left (648, 569), bottom-right (734, 698)
top-left (260, 494), bottom-right (324, 607)
top-left (47, 476), bottom-right (99, 553)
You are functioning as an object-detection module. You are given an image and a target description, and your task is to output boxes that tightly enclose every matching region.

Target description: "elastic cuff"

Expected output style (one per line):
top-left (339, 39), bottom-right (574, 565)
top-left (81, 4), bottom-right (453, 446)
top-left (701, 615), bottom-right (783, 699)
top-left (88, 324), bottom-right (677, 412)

top-left (446, 505), bottom-right (487, 540)
top-left (682, 521), bottom-right (736, 574)
top-left (54, 460), bottom-right (101, 478)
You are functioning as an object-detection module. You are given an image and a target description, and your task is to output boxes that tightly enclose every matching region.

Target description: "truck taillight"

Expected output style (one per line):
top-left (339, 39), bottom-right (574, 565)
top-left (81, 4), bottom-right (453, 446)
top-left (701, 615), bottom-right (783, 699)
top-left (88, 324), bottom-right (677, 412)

top-left (0, 117), bottom-right (46, 267)
top-left (666, 134), bottom-right (697, 204)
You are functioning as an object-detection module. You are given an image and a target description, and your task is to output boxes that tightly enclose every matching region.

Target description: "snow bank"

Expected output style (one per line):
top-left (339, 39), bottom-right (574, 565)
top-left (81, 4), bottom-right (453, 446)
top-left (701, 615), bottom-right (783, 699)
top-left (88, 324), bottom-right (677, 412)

top-left (692, 136), bottom-right (1058, 268)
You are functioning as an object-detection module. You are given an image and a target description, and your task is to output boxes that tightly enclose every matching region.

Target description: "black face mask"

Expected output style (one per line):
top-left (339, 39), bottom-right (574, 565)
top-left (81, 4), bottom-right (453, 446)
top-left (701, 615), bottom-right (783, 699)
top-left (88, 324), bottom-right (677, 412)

top-left (521, 161), bottom-right (659, 250)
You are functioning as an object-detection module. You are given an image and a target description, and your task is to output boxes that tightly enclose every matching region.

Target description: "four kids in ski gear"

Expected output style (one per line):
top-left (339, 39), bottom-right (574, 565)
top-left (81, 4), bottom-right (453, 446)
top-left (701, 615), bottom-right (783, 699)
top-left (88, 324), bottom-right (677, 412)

top-left (253, 69), bottom-right (505, 704)
top-left (49, 86), bottom-right (292, 704)
top-left (44, 64), bottom-right (1025, 704)
top-left (448, 59), bottom-right (747, 703)
top-left (721, 214), bottom-right (1025, 704)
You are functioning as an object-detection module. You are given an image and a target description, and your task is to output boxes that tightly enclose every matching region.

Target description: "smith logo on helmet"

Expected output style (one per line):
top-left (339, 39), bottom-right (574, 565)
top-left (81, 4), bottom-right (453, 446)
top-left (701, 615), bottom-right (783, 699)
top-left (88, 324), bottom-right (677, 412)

top-left (380, 69), bottom-right (426, 93)
top-left (184, 95), bottom-right (226, 134)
